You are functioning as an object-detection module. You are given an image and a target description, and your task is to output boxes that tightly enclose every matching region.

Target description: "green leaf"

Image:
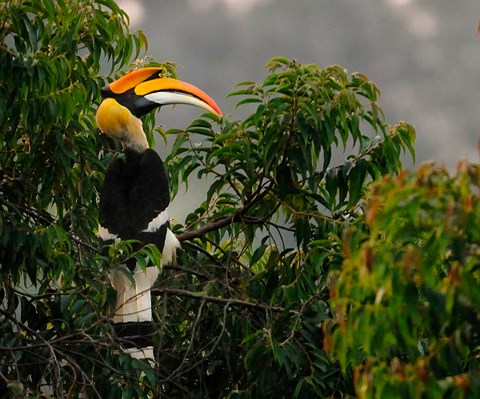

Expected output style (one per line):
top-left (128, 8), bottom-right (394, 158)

top-left (250, 244), bottom-right (268, 266)
top-left (325, 168), bottom-right (337, 207)
top-left (227, 88), bottom-right (256, 98)
top-left (347, 159), bottom-right (367, 208)
top-left (235, 97), bottom-right (263, 108)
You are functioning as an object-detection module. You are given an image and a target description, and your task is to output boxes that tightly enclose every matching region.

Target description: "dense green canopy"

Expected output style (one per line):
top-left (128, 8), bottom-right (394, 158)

top-left (1, 1), bottom-right (478, 398)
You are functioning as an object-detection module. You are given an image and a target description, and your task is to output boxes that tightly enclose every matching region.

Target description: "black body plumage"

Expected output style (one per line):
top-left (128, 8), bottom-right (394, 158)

top-left (99, 148), bottom-right (170, 270)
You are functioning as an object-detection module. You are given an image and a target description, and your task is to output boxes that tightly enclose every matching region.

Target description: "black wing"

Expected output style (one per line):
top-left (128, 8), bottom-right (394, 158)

top-left (99, 149), bottom-right (170, 262)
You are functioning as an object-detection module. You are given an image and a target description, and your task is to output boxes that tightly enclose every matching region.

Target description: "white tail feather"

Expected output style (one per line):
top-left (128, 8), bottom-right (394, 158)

top-left (107, 227), bottom-right (181, 359)
top-left (110, 266), bottom-right (159, 323)
top-left (125, 346), bottom-right (155, 361)
top-left (161, 228), bottom-right (181, 265)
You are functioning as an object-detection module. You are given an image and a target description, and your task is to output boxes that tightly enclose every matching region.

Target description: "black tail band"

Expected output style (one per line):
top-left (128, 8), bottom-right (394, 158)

top-left (113, 321), bottom-right (154, 349)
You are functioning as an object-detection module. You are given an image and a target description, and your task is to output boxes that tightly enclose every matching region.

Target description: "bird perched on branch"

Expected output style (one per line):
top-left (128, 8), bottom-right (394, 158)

top-left (96, 67), bottom-right (222, 359)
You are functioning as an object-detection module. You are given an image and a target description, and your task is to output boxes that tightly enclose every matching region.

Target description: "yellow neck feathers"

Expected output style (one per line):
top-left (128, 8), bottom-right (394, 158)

top-left (96, 98), bottom-right (148, 153)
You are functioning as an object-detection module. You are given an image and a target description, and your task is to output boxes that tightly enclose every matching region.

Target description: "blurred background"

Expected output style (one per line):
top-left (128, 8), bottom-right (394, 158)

top-left (116, 0), bottom-right (479, 216)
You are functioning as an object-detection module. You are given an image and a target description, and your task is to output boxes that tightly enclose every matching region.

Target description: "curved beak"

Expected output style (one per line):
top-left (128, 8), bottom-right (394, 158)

top-left (136, 77), bottom-right (222, 116)
top-left (101, 67), bottom-right (222, 118)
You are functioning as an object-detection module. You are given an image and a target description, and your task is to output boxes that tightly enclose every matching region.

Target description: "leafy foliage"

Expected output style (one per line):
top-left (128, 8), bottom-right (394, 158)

top-left (0, 0), bottom-right (154, 397)
top-left (159, 58), bottom-right (415, 397)
top-left (11, 1), bottom-right (480, 399)
top-left (329, 162), bottom-right (480, 398)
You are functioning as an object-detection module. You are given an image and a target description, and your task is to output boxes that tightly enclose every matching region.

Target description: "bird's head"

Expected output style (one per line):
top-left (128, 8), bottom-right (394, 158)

top-left (96, 67), bottom-right (222, 152)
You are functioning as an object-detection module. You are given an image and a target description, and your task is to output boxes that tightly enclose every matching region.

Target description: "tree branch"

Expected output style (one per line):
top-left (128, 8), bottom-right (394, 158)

top-left (176, 214), bottom-right (238, 242)
top-left (176, 183), bottom-right (277, 242)
top-left (151, 286), bottom-right (298, 314)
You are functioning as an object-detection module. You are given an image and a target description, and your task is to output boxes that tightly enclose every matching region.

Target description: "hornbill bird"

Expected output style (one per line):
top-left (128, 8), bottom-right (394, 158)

top-left (96, 67), bottom-right (222, 359)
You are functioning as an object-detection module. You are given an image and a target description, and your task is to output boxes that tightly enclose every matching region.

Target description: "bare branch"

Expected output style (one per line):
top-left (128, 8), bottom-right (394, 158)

top-left (151, 286), bottom-right (298, 315)
top-left (176, 184), bottom-right (278, 242)
top-left (176, 214), bottom-right (238, 242)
